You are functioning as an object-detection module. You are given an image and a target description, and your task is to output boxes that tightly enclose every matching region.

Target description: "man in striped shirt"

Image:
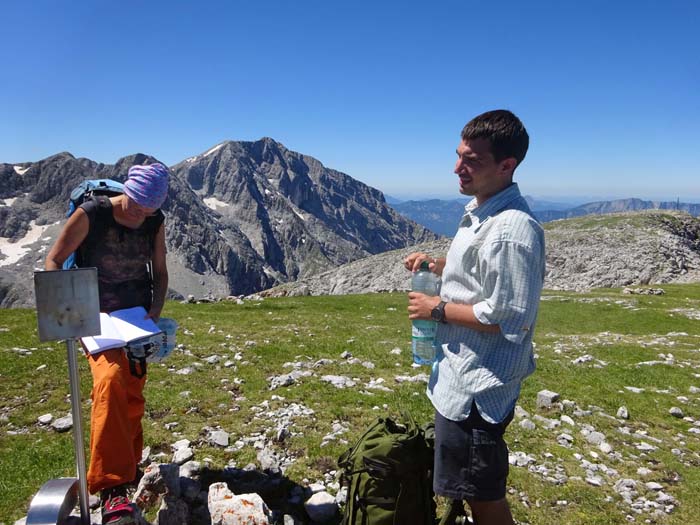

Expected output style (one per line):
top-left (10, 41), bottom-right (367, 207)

top-left (405, 110), bottom-right (545, 525)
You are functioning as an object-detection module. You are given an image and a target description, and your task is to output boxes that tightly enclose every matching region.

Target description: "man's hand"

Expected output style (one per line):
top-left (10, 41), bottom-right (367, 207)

top-left (404, 252), bottom-right (445, 275)
top-left (408, 292), bottom-right (442, 320)
top-left (404, 252), bottom-right (431, 272)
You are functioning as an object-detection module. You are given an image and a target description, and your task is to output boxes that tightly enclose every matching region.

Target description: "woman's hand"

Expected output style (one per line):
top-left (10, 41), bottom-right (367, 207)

top-left (145, 305), bottom-right (162, 323)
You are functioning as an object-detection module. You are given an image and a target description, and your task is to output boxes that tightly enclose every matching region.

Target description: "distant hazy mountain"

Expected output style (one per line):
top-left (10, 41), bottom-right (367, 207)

top-left (535, 198), bottom-right (700, 223)
top-left (0, 138), bottom-right (438, 307)
top-left (523, 196), bottom-right (577, 212)
top-left (382, 194), bottom-right (405, 205)
top-left (391, 199), bottom-right (467, 236)
top-left (391, 195), bottom-right (572, 236)
top-left (391, 195), bottom-right (700, 235)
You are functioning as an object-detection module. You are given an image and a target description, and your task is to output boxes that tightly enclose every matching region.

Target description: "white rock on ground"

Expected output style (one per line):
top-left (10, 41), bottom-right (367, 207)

top-left (51, 414), bottom-right (72, 432)
top-left (617, 406), bottom-right (629, 419)
top-left (304, 491), bottom-right (339, 523)
top-left (536, 389), bottom-right (560, 408)
top-left (208, 483), bottom-right (271, 525)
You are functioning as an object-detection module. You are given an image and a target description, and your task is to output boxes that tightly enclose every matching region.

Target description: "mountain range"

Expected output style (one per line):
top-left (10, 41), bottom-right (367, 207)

top-left (392, 196), bottom-right (700, 236)
top-left (3, 138), bottom-right (699, 309)
top-left (0, 138), bottom-right (437, 307)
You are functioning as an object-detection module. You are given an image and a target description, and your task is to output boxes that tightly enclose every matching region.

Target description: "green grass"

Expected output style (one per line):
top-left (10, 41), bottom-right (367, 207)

top-left (2, 285), bottom-right (700, 524)
top-left (542, 210), bottom-right (686, 233)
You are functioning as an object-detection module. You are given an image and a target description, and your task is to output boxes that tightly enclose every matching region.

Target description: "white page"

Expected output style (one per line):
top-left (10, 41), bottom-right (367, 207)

top-left (109, 306), bottom-right (161, 342)
top-left (81, 313), bottom-right (125, 353)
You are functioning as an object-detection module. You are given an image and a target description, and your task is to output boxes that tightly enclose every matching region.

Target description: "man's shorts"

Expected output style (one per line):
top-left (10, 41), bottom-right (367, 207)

top-left (433, 403), bottom-right (514, 501)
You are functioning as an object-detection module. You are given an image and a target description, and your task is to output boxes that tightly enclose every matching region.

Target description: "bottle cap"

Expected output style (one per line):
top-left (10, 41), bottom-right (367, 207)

top-left (419, 260), bottom-right (430, 270)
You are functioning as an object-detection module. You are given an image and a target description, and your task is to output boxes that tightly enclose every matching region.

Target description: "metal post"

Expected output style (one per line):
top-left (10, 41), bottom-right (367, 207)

top-left (66, 338), bottom-right (90, 525)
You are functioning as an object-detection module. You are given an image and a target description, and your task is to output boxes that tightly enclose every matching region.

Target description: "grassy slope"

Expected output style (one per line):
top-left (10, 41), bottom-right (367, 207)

top-left (1, 284), bottom-right (699, 524)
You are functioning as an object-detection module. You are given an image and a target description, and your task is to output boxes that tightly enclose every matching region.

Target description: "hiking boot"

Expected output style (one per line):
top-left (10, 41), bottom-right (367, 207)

top-left (101, 485), bottom-right (137, 525)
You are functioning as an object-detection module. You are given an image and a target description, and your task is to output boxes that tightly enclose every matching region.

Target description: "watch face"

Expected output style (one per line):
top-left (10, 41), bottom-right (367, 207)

top-left (431, 303), bottom-right (444, 322)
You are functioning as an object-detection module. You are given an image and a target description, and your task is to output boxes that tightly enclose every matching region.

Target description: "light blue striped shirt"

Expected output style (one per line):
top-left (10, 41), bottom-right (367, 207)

top-left (427, 183), bottom-right (545, 424)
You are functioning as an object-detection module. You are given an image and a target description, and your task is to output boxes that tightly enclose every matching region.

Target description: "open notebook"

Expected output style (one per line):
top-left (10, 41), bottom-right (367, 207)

top-left (81, 306), bottom-right (162, 354)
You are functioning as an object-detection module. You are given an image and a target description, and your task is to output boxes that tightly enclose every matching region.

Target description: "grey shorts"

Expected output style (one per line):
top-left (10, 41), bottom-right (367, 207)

top-left (433, 403), bottom-right (513, 501)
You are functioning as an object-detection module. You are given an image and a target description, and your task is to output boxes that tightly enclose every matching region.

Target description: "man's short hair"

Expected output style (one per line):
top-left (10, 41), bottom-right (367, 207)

top-left (461, 110), bottom-right (529, 166)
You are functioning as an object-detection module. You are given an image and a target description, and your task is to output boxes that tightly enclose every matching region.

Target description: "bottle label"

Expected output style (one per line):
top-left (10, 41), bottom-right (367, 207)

top-left (412, 322), bottom-right (436, 340)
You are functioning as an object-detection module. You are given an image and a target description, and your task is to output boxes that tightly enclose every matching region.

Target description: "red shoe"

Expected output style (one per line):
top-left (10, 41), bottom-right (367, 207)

top-left (101, 487), bottom-right (137, 525)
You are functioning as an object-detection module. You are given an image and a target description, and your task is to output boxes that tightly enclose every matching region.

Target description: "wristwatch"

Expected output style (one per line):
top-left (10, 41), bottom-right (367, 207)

top-left (431, 301), bottom-right (447, 323)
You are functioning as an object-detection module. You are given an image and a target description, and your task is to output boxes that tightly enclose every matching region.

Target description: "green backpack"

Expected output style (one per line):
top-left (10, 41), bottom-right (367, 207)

top-left (338, 415), bottom-right (436, 525)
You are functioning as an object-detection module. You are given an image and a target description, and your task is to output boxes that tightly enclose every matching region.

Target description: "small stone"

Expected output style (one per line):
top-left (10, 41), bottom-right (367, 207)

top-left (304, 491), bottom-right (339, 523)
top-left (585, 431), bottom-right (606, 446)
top-left (514, 405), bottom-right (530, 419)
top-left (557, 433), bottom-right (574, 446)
top-left (617, 406), bottom-right (629, 419)
top-left (37, 413), bottom-right (53, 425)
top-left (51, 414), bottom-right (73, 432)
top-left (669, 407), bottom-right (684, 418)
top-left (656, 491), bottom-right (676, 504)
top-left (140, 446), bottom-right (151, 466)
top-left (560, 415), bottom-right (575, 426)
top-left (309, 482), bottom-right (325, 493)
top-left (180, 461), bottom-right (201, 479)
top-left (209, 430), bottom-right (229, 447)
top-left (614, 479), bottom-right (637, 493)
top-left (519, 419), bottom-right (536, 431)
top-left (172, 439), bottom-right (190, 451)
top-left (586, 475), bottom-right (604, 486)
top-left (172, 447), bottom-right (194, 465)
top-left (536, 389), bottom-right (560, 408)
top-left (509, 451), bottom-right (536, 467)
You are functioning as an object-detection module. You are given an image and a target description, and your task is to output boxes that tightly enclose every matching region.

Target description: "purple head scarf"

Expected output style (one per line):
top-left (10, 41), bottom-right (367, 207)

top-left (124, 162), bottom-right (169, 209)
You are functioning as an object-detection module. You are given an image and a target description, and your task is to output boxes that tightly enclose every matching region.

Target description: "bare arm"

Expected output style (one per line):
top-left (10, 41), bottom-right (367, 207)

top-left (407, 292), bottom-right (500, 333)
top-left (147, 223), bottom-right (168, 322)
top-left (404, 251), bottom-right (497, 333)
top-left (45, 210), bottom-right (90, 270)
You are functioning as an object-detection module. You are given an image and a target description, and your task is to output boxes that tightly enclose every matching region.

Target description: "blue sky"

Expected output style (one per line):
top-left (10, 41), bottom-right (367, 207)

top-left (1, 0), bottom-right (698, 202)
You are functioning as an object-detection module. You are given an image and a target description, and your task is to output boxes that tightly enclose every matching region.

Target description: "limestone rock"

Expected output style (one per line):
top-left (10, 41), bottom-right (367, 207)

top-left (208, 483), bottom-right (271, 525)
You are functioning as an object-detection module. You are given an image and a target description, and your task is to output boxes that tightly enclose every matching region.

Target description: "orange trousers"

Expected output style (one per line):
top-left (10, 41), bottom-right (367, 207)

top-left (86, 348), bottom-right (146, 494)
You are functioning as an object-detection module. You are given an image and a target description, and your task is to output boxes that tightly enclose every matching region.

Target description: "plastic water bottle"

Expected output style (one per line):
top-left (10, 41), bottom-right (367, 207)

top-left (411, 260), bottom-right (441, 365)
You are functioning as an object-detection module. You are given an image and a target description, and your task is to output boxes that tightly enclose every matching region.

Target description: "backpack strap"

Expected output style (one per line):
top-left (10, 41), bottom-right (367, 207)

top-left (73, 196), bottom-right (114, 267)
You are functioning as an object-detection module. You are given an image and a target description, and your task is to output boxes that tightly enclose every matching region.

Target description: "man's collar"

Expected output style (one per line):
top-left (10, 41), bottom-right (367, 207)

top-left (464, 183), bottom-right (521, 220)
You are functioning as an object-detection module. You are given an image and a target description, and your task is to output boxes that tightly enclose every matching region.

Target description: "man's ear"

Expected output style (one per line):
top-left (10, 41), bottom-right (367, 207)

top-left (499, 157), bottom-right (517, 176)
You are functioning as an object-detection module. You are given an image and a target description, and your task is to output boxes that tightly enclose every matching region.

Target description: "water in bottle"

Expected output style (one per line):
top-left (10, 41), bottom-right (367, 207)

top-left (411, 260), bottom-right (441, 365)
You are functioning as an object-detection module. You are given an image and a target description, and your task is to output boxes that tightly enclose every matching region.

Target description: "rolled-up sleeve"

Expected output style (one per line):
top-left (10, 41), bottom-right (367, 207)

top-left (472, 238), bottom-right (544, 344)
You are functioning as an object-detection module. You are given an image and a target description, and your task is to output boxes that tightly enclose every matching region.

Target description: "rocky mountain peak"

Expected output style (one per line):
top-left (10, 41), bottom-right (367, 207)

top-left (0, 140), bottom-right (438, 307)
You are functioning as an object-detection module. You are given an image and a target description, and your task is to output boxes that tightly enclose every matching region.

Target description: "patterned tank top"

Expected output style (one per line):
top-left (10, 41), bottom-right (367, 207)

top-left (78, 197), bottom-right (164, 313)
